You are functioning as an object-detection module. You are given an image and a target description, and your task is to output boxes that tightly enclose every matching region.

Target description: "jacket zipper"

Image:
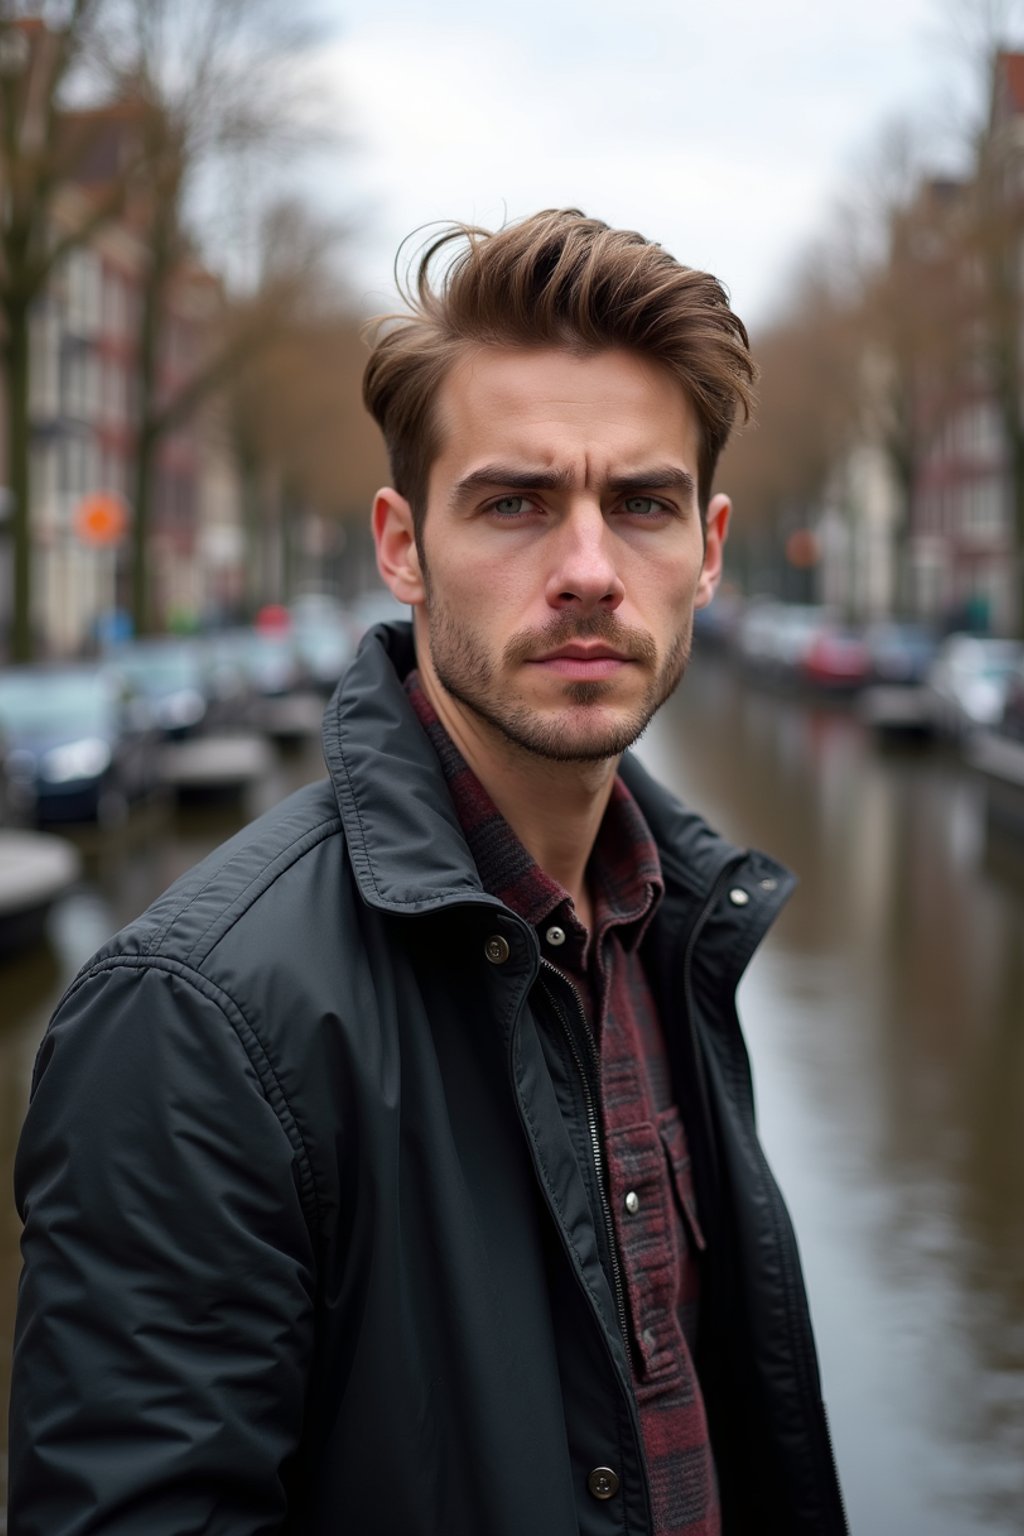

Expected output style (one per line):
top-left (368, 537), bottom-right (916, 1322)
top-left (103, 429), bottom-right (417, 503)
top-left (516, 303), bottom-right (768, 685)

top-left (539, 957), bottom-right (631, 1359)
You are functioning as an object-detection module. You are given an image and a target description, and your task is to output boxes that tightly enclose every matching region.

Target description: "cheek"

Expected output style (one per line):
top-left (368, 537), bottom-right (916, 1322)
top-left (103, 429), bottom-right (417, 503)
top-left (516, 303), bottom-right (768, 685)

top-left (639, 557), bottom-right (702, 619)
top-left (448, 554), bottom-right (533, 614)
top-left (430, 559), bottom-right (523, 635)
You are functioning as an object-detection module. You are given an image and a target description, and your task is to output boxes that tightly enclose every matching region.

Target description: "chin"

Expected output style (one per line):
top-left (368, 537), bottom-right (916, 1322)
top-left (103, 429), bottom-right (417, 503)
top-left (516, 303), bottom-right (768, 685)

top-left (498, 704), bottom-right (654, 764)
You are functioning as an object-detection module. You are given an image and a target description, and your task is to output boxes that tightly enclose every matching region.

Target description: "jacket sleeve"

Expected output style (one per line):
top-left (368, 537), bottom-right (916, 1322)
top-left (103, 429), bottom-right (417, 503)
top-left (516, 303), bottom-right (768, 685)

top-left (9, 958), bottom-right (318, 1536)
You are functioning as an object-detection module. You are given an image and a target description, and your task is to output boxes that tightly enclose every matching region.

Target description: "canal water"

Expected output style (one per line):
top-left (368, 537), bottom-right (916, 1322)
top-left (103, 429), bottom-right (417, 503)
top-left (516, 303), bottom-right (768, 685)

top-left (2, 657), bottom-right (1023, 1533)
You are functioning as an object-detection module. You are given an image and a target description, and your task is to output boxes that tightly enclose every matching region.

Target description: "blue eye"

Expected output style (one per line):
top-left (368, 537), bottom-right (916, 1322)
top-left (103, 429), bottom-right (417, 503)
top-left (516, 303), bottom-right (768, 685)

top-left (491, 496), bottom-right (532, 516)
top-left (622, 496), bottom-right (663, 516)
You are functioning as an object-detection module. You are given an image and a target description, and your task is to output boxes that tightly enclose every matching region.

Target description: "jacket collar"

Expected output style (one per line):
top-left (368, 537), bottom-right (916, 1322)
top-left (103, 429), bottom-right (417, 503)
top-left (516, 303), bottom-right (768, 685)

top-left (322, 622), bottom-right (794, 953)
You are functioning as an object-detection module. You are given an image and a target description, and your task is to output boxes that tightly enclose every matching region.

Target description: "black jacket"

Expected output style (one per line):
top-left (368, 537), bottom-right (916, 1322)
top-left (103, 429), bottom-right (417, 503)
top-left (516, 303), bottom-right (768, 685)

top-left (10, 623), bottom-right (847, 1535)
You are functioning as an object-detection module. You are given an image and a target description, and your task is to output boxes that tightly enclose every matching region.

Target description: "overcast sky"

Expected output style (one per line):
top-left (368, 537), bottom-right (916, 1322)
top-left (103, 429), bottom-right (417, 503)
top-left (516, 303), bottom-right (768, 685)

top-left (304, 0), bottom-right (977, 330)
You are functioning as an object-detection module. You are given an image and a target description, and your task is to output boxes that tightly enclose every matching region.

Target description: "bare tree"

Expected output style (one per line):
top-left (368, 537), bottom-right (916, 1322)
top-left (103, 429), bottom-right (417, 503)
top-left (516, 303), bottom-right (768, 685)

top-left (973, 49), bottom-right (1024, 627)
top-left (227, 285), bottom-right (388, 613)
top-left (859, 153), bottom-right (969, 612)
top-left (89, 0), bottom-right (335, 634)
top-left (721, 255), bottom-right (860, 596)
top-left (0, 0), bottom-right (131, 660)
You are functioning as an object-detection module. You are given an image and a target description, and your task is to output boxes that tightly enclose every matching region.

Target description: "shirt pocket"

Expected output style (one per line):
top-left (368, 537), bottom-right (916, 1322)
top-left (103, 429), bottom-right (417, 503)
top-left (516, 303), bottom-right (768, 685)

top-left (605, 1119), bottom-right (683, 1391)
top-left (657, 1105), bottom-right (707, 1256)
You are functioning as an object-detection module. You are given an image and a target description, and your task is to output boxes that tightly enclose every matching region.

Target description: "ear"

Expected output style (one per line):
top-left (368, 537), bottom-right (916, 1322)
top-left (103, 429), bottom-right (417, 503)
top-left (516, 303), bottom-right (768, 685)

top-left (694, 492), bottom-right (730, 610)
top-left (372, 488), bottom-right (426, 605)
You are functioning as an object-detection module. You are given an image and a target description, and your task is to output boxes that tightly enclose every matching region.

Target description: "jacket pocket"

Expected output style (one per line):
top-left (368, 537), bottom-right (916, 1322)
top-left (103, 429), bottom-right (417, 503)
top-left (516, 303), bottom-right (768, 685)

top-left (604, 1119), bottom-right (682, 1392)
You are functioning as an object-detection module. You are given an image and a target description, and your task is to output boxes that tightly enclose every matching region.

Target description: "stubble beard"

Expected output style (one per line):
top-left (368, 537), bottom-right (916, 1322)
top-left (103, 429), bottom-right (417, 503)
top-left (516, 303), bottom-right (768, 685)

top-left (425, 599), bottom-right (693, 764)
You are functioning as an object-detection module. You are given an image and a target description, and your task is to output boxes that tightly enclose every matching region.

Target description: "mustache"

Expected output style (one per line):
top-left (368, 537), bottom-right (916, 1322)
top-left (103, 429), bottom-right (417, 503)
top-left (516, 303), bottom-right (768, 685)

top-left (503, 611), bottom-right (658, 668)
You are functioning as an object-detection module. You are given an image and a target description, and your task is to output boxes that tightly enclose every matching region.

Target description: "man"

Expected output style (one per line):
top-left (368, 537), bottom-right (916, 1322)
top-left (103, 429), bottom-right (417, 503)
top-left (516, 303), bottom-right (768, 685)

top-left (10, 210), bottom-right (847, 1535)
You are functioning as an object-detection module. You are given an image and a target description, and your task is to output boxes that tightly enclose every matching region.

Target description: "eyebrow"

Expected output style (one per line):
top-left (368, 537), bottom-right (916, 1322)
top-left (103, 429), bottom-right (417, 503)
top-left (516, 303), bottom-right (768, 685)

top-left (449, 463), bottom-right (697, 506)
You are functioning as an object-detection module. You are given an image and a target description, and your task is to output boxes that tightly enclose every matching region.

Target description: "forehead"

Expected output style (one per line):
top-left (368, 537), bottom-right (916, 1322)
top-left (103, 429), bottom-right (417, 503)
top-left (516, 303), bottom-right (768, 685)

top-left (428, 345), bottom-right (699, 488)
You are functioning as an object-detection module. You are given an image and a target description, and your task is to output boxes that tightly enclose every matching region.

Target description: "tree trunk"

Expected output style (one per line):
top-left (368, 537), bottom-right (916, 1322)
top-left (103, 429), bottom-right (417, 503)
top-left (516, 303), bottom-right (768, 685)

top-left (281, 479), bottom-right (302, 602)
top-left (237, 442), bottom-right (262, 617)
top-left (130, 218), bottom-right (172, 638)
top-left (6, 301), bottom-right (33, 662)
top-left (130, 420), bottom-right (155, 637)
top-left (890, 457), bottom-right (916, 621)
top-left (1009, 424), bottom-right (1024, 635)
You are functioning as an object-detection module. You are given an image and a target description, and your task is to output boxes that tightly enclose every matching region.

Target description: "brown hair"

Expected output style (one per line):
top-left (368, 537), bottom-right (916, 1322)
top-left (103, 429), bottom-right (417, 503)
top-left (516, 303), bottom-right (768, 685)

top-left (363, 208), bottom-right (756, 528)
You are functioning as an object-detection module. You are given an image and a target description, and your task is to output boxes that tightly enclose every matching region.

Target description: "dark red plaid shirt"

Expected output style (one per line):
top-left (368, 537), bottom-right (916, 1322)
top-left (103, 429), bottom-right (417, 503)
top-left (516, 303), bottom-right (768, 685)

top-left (406, 672), bottom-right (720, 1536)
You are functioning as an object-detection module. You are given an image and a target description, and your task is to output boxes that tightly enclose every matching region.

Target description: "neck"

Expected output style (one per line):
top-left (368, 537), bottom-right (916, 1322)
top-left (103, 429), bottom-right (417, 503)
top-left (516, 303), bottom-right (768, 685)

top-left (417, 663), bottom-right (616, 930)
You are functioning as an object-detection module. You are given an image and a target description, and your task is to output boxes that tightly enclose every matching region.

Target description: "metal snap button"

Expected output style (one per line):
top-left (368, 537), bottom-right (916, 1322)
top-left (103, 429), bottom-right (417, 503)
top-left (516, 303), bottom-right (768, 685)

top-left (728, 887), bottom-right (750, 907)
top-left (484, 934), bottom-right (510, 965)
top-left (545, 924), bottom-right (566, 947)
top-left (759, 876), bottom-right (778, 892)
top-left (624, 1190), bottom-right (640, 1214)
top-left (587, 1466), bottom-right (620, 1500)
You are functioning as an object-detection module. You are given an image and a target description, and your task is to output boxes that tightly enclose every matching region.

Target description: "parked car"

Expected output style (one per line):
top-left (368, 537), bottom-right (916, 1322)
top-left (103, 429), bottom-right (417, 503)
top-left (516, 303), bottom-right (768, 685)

top-left (925, 634), bottom-right (1024, 737)
top-left (856, 624), bottom-right (942, 738)
top-left (738, 601), bottom-right (835, 683)
top-left (288, 600), bottom-right (354, 695)
top-left (736, 598), bottom-right (786, 675)
top-left (865, 622), bottom-right (940, 687)
top-left (211, 628), bottom-right (310, 701)
top-left (289, 591), bottom-right (346, 628)
top-left (0, 725), bottom-right (14, 826)
top-left (0, 664), bottom-right (159, 826)
top-left (346, 588), bottom-right (408, 646)
top-left (111, 638), bottom-right (226, 739)
top-left (772, 605), bottom-right (834, 679)
top-left (997, 658), bottom-right (1024, 743)
top-left (801, 626), bottom-right (871, 691)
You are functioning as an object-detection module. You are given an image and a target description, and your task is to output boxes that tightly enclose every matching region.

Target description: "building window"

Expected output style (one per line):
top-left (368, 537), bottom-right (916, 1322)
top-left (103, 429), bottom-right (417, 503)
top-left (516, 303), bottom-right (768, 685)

top-left (64, 248), bottom-right (102, 337)
top-left (29, 303), bottom-right (60, 419)
top-left (30, 439), bottom-right (60, 516)
top-left (102, 357), bottom-right (126, 425)
top-left (84, 352), bottom-right (101, 423)
top-left (59, 434), bottom-right (99, 500)
top-left (102, 267), bottom-right (129, 337)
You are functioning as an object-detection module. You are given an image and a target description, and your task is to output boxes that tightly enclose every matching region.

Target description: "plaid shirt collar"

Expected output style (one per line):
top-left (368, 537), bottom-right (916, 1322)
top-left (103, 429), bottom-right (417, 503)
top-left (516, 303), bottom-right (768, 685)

top-left (404, 670), bottom-right (664, 952)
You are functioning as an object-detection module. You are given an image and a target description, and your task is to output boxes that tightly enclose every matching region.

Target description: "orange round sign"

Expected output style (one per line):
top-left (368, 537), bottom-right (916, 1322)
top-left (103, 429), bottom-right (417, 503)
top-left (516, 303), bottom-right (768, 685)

top-left (785, 529), bottom-right (820, 570)
top-left (74, 492), bottom-right (129, 546)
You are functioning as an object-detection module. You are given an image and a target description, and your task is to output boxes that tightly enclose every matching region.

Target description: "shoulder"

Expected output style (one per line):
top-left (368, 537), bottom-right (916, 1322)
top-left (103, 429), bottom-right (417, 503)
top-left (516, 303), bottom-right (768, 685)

top-left (80, 778), bottom-right (346, 983)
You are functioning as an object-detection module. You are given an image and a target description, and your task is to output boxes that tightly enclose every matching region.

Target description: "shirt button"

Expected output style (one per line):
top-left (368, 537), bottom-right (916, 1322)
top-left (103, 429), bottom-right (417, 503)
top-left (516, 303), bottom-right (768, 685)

top-left (728, 887), bottom-right (750, 907)
top-left (544, 924), bottom-right (566, 947)
top-left (484, 935), bottom-right (510, 965)
top-left (624, 1190), bottom-right (640, 1214)
top-left (587, 1467), bottom-right (620, 1500)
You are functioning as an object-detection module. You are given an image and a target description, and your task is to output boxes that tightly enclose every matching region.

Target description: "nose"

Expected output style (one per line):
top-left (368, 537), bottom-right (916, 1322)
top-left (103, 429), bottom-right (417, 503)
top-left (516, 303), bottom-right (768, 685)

top-left (544, 503), bottom-right (625, 613)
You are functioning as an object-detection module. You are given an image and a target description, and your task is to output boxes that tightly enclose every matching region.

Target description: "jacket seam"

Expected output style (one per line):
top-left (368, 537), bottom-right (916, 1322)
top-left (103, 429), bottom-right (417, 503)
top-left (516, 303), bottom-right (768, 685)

top-left (330, 716), bottom-right (385, 902)
top-left (54, 954), bottom-right (322, 1242)
top-left (142, 813), bottom-right (342, 962)
top-left (185, 817), bottom-right (344, 966)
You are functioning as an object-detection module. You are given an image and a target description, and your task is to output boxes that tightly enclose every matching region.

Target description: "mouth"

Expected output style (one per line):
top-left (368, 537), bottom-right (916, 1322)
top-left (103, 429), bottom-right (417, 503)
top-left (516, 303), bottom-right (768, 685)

top-left (529, 644), bottom-right (633, 680)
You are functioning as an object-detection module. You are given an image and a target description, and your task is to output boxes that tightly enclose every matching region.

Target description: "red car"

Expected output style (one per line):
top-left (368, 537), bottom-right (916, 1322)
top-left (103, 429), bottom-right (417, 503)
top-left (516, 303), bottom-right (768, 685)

top-left (802, 627), bottom-right (871, 691)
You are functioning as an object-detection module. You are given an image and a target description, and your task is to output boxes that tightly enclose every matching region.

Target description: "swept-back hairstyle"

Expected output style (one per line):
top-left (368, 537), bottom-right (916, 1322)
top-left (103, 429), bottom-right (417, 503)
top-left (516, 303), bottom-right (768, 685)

top-left (363, 209), bottom-right (756, 530)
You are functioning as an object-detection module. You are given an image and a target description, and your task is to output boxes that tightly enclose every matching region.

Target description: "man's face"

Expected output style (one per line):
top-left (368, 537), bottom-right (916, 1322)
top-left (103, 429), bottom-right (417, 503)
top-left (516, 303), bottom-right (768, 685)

top-left (379, 345), bottom-right (728, 764)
